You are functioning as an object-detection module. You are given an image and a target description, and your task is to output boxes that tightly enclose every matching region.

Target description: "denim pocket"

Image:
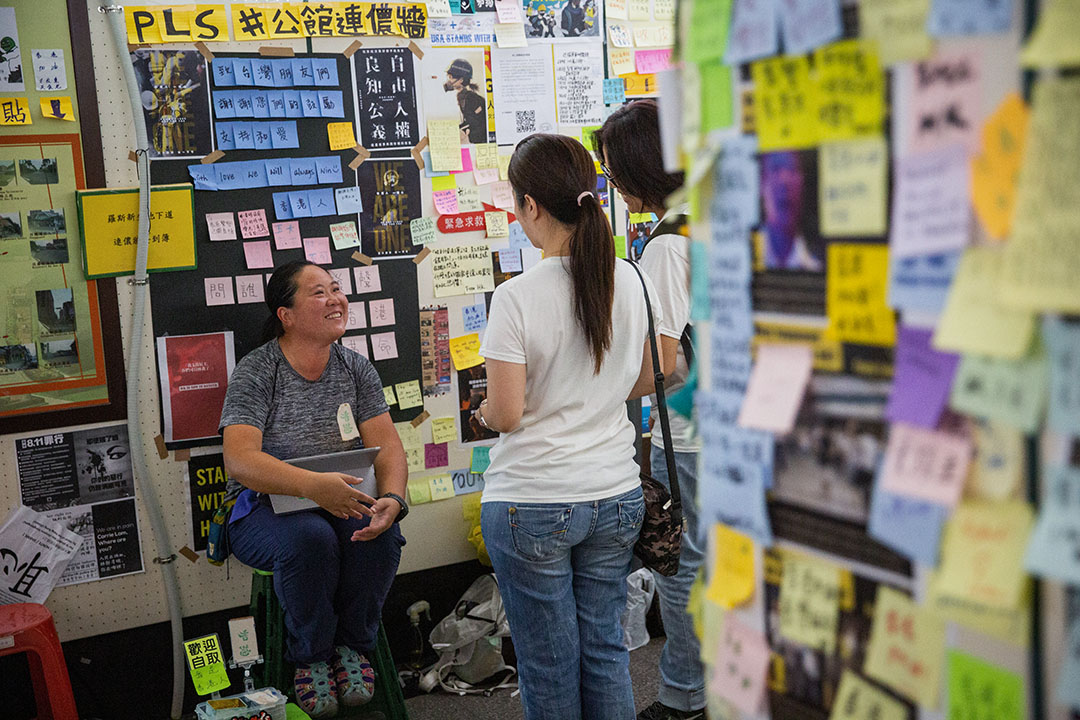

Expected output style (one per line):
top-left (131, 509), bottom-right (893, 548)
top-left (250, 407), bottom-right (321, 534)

top-left (509, 505), bottom-right (573, 561)
top-left (615, 495), bottom-right (645, 548)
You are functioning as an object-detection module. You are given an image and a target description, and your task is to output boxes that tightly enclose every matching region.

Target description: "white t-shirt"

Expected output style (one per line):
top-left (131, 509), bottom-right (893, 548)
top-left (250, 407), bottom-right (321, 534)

top-left (479, 256), bottom-right (663, 503)
top-left (639, 206), bottom-right (700, 453)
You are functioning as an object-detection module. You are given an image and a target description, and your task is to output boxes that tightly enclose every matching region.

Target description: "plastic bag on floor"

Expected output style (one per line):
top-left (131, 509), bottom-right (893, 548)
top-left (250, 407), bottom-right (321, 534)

top-left (621, 567), bottom-right (655, 651)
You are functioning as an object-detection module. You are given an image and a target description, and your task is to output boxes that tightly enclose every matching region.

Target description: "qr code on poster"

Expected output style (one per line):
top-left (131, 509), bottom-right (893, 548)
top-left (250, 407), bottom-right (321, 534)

top-left (515, 110), bottom-right (536, 134)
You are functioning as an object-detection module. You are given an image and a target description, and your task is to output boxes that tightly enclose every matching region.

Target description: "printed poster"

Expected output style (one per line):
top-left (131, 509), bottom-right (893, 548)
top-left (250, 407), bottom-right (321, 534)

top-left (358, 158), bottom-right (423, 256)
top-left (491, 45), bottom-right (557, 145)
top-left (420, 307), bottom-right (452, 396)
top-left (421, 47), bottom-right (493, 144)
top-left (0, 506), bottom-right (81, 604)
top-left (156, 331), bottom-right (236, 443)
top-left (184, 452), bottom-right (228, 553)
top-left (130, 49), bottom-right (212, 158)
top-left (524, 0), bottom-right (602, 39)
top-left (355, 47), bottom-right (420, 150)
top-left (0, 7), bottom-right (25, 92)
top-left (15, 425), bottom-right (144, 586)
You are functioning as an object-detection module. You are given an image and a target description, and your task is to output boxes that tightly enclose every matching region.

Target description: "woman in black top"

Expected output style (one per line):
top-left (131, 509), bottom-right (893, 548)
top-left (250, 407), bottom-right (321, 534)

top-left (444, 58), bottom-right (487, 144)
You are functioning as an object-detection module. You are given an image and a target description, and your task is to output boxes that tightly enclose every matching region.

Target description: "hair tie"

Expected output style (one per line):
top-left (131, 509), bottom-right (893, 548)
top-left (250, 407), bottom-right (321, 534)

top-left (577, 191), bottom-right (594, 206)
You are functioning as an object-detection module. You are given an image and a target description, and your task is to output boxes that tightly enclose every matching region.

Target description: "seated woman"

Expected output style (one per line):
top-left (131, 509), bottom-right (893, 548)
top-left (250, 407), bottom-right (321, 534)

top-left (220, 261), bottom-right (408, 719)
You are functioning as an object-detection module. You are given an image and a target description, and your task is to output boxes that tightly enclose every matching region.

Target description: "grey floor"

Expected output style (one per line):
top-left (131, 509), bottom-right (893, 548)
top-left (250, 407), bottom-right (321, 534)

top-left (403, 637), bottom-right (665, 720)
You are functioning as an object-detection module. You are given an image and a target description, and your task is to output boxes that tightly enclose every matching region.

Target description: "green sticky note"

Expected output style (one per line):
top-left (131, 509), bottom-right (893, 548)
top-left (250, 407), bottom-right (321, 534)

top-left (947, 650), bottom-right (1024, 720)
top-left (471, 446), bottom-right (491, 474)
top-left (581, 125), bottom-right (601, 151)
top-left (689, 240), bottom-right (710, 322)
top-left (184, 634), bottom-right (231, 696)
top-left (614, 234), bottom-right (628, 260)
top-left (407, 481), bottom-right (432, 505)
top-left (685, 0), bottom-right (732, 64)
top-left (700, 61), bottom-right (734, 132)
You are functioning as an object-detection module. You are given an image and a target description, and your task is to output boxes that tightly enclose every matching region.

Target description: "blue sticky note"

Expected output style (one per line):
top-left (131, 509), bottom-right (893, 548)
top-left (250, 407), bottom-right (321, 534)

top-left (507, 221), bottom-right (530, 250)
top-left (1042, 318), bottom-right (1080, 436)
top-left (252, 59), bottom-right (276, 87)
top-left (272, 58), bottom-right (294, 87)
top-left (289, 191), bottom-right (312, 218)
top-left (251, 92), bottom-right (270, 118)
top-left (1025, 466), bottom-right (1080, 587)
top-left (463, 303), bottom-right (487, 332)
top-left (887, 251), bottom-right (961, 313)
top-left (867, 488), bottom-right (948, 566)
top-left (927, 0), bottom-right (1012, 37)
top-left (188, 164), bottom-right (219, 191)
top-left (273, 192), bottom-right (293, 220)
top-left (725, 0), bottom-right (779, 64)
top-left (231, 121), bottom-right (255, 149)
top-left (239, 160), bottom-right (268, 188)
top-left (283, 90), bottom-right (304, 118)
top-left (213, 91), bottom-right (237, 119)
top-left (232, 58), bottom-right (254, 85)
top-left (264, 158), bottom-right (291, 186)
top-left (421, 149), bottom-right (449, 178)
top-left (215, 123), bottom-right (236, 151)
top-left (1056, 620), bottom-right (1080, 709)
top-left (291, 58), bottom-right (315, 86)
top-left (471, 447), bottom-right (491, 474)
top-left (602, 78), bottom-right (625, 105)
top-left (212, 58), bottom-right (236, 87)
top-left (300, 91), bottom-right (322, 118)
top-left (290, 158), bottom-right (318, 186)
top-left (714, 135), bottom-right (760, 226)
top-left (334, 186), bottom-right (363, 214)
top-left (317, 91), bottom-right (345, 118)
top-left (307, 188), bottom-right (337, 217)
top-left (233, 90), bottom-right (254, 118)
top-left (269, 121), bottom-right (299, 150)
top-left (452, 469), bottom-right (485, 496)
top-left (311, 58), bottom-right (338, 86)
top-left (778, 0), bottom-right (841, 55)
top-left (215, 162), bottom-right (246, 191)
top-left (253, 123), bottom-right (273, 150)
top-left (315, 156), bottom-right (342, 184)
top-left (266, 91), bottom-right (287, 118)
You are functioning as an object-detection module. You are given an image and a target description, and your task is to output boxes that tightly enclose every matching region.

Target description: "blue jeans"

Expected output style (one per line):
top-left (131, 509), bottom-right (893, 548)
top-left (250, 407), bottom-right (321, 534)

top-left (481, 487), bottom-right (645, 720)
top-left (229, 497), bottom-right (404, 664)
top-left (650, 446), bottom-right (705, 712)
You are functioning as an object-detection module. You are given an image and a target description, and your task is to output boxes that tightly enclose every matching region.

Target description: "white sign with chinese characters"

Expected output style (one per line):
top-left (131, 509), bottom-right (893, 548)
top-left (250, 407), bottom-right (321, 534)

top-left (0, 505), bottom-right (82, 605)
top-left (32, 48), bottom-right (66, 92)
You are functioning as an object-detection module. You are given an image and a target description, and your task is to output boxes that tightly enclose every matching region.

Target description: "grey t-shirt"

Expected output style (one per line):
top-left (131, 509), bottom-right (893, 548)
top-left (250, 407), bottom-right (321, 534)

top-left (218, 339), bottom-right (390, 505)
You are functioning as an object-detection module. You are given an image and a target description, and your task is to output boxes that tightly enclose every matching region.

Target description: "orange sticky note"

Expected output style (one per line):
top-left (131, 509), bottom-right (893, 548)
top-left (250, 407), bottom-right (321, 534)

top-left (0, 98), bottom-right (32, 125)
top-left (327, 122), bottom-right (357, 151)
top-left (39, 97), bottom-right (76, 121)
top-left (971, 93), bottom-right (1029, 241)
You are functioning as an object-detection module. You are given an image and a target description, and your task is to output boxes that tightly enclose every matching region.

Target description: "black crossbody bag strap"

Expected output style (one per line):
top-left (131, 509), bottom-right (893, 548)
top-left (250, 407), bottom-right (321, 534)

top-left (625, 260), bottom-right (682, 520)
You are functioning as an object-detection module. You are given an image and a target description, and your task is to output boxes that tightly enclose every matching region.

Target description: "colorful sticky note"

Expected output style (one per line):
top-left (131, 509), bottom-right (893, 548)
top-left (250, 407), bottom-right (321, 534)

top-left (868, 489), bottom-right (949, 565)
top-left (39, 96), bottom-right (75, 121)
top-left (928, 0), bottom-right (1012, 37)
top-left (237, 209), bottom-right (269, 239)
top-left (603, 77), bottom-right (626, 105)
top-left (885, 325), bottom-right (960, 429)
top-left (819, 137), bottom-right (888, 237)
top-left (1024, 465), bottom-right (1080, 587)
top-left (864, 586), bottom-right (945, 707)
top-left (429, 474), bottom-right (456, 501)
top-left (371, 331), bottom-right (398, 361)
top-left (858, 0), bottom-right (932, 66)
top-left (242, 240), bottom-right (274, 270)
top-left (471, 446), bottom-right (491, 474)
top-left (235, 275), bottom-right (266, 305)
top-left (432, 189), bottom-right (459, 215)
top-left (889, 145), bottom-right (972, 258)
top-left (949, 350), bottom-right (1048, 434)
top-left (971, 94), bottom-right (1029, 241)
top-left (431, 417), bottom-right (457, 445)
top-left (907, 51), bottom-right (981, 154)
top-left (329, 221), bottom-right (360, 250)
top-left (407, 481), bottom-right (432, 505)
top-left (335, 186), bottom-right (363, 215)
top-left (410, 217), bottom-right (437, 246)
top-left (1021, 0), bottom-right (1080, 68)
top-left (425, 442), bottom-right (449, 469)
top-left (812, 40), bottom-right (884, 141)
top-left (383, 386), bottom-right (397, 406)
top-left (709, 615), bottom-right (771, 715)
top-left (395, 380), bottom-right (423, 410)
top-left (405, 446), bottom-right (425, 473)
top-left (826, 243), bottom-right (897, 347)
top-left (828, 671), bottom-right (906, 720)
top-left (485, 211), bottom-right (509, 238)
top-left (725, 0), bottom-right (779, 65)
top-left (969, 419), bottom-right (1024, 501)
top-left (427, 118), bottom-right (464, 172)
top-left (327, 121), bottom-right (356, 151)
top-left (778, 552), bottom-right (840, 654)
top-left (183, 634), bottom-right (231, 695)
top-left (1043, 318), bottom-right (1080, 435)
top-left (491, 181), bottom-right (515, 210)
top-left (368, 298), bottom-right (394, 327)
top-left (449, 333), bottom-right (484, 371)
top-left (271, 220), bottom-right (301, 250)
top-left (705, 525), bottom-right (755, 610)
top-left (0, 98), bottom-right (32, 125)
top-left (395, 421), bottom-right (422, 449)
top-left (700, 61), bottom-right (734, 132)
top-left (303, 236), bottom-right (332, 265)
top-left (946, 651), bottom-right (1023, 720)
top-left (205, 212), bottom-right (237, 241)
top-left (751, 56), bottom-right (817, 151)
top-left (878, 422), bottom-right (972, 507)
top-left (737, 343), bottom-right (813, 434)
top-left (204, 277), bottom-right (235, 307)
top-left (462, 303), bottom-right (487, 333)
top-left (779, 0), bottom-right (841, 55)
top-left (353, 265), bottom-right (381, 293)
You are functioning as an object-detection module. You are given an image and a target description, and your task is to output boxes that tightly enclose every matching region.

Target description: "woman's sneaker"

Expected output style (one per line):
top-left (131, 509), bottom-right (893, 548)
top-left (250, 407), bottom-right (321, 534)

top-left (637, 701), bottom-right (705, 720)
top-left (331, 645), bottom-right (375, 707)
top-left (294, 660), bottom-right (339, 718)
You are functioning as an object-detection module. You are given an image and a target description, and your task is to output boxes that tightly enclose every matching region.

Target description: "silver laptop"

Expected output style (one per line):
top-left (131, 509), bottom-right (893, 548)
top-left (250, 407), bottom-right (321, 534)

top-left (268, 446), bottom-right (381, 515)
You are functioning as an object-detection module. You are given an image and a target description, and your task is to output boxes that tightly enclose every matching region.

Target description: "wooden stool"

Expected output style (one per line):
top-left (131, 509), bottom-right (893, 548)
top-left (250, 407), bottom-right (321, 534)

top-left (249, 570), bottom-right (410, 720)
top-left (0, 603), bottom-right (78, 720)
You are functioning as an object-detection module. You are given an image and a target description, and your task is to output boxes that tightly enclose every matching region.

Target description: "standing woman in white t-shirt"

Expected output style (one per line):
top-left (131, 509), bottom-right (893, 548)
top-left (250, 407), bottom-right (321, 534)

top-left (476, 133), bottom-right (663, 720)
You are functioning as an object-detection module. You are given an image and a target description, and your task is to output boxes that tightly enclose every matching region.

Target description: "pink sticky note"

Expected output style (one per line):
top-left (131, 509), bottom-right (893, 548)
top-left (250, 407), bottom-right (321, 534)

top-left (328, 267), bottom-right (353, 294)
top-left (346, 302), bottom-right (366, 330)
top-left (370, 331), bottom-right (398, 361)
top-left (206, 212), bottom-right (237, 241)
top-left (879, 422), bottom-right (973, 507)
top-left (738, 343), bottom-right (813, 434)
top-left (451, 147), bottom-right (474, 174)
top-left (272, 220), bottom-right (302, 250)
top-left (908, 51), bottom-right (981, 154)
top-left (635, 48), bottom-right (674, 75)
top-left (204, 277), bottom-right (235, 306)
top-left (433, 189), bottom-right (459, 215)
top-left (353, 265), bottom-right (381, 293)
top-left (235, 274), bottom-right (265, 304)
top-left (368, 298), bottom-right (395, 327)
top-left (425, 442), bottom-right (449, 469)
top-left (238, 208), bottom-right (270, 239)
top-left (709, 617), bottom-right (771, 715)
top-left (243, 240), bottom-right (274, 269)
top-left (491, 180), bottom-right (514, 209)
top-left (341, 334), bottom-right (368, 358)
top-left (303, 236), bottom-right (332, 265)
top-left (473, 167), bottom-right (500, 185)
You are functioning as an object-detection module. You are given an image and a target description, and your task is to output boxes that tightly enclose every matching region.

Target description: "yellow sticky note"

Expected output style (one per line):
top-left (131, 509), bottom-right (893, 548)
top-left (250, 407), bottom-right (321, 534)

top-left (864, 586), bottom-right (946, 708)
top-left (431, 174), bottom-right (458, 192)
top-left (475, 143), bottom-right (498, 170)
top-left (857, 0), bottom-right (932, 66)
top-left (230, 3), bottom-right (270, 40)
top-left (39, 97), bottom-right (75, 122)
top-left (813, 40), bottom-right (885, 141)
top-left (819, 138), bottom-right (888, 237)
top-left (698, 595), bottom-right (726, 666)
top-left (829, 671), bottom-right (907, 720)
top-left (183, 634), bottom-right (231, 695)
top-left (429, 474), bottom-right (456, 501)
top-left (462, 493), bottom-right (482, 524)
top-left (0, 98), bottom-right (32, 125)
top-left (327, 122), bottom-right (357, 151)
top-left (609, 47), bottom-right (635, 76)
top-left (1021, 0), bottom-right (1080, 68)
top-left (927, 577), bottom-right (1032, 647)
top-left (968, 419), bottom-right (1024, 501)
top-left (485, 211), bottom-right (509, 238)
top-left (705, 525), bottom-right (755, 609)
top-left (428, 118), bottom-right (464, 172)
top-left (383, 386), bottom-right (398, 406)
top-left (395, 380), bottom-right (424, 410)
top-left (778, 553), bottom-right (840, 654)
top-left (265, 3), bottom-right (305, 38)
top-left (971, 93), bottom-right (1029, 241)
top-left (751, 56), bottom-right (817, 151)
top-left (933, 500), bottom-right (1034, 610)
top-left (394, 421), bottom-right (423, 450)
top-left (933, 246), bottom-right (1036, 359)
top-left (405, 446), bottom-right (425, 473)
top-left (431, 417), bottom-right (457, 445)
top-left (407, 480), bottom-right (432, 505)
top-left (125, 6), bottom-right (163, 43)
top-left (449, 333), bottom-right (484, 371)
top-left (826, 243), bottom-right (896, 347)
top-left (193, 4), bottom-right (230, 41)
top-left (158, 5), bottom-right (195, 42)
top-left (497, 152), bottom-right (512, 181)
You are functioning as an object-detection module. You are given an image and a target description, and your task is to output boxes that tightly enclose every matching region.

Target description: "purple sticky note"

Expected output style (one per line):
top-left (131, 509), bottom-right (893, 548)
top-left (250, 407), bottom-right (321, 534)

top-left (885, 325), bottom-right (960, 429)
top-left (425, 442), bottom-right (449, 469)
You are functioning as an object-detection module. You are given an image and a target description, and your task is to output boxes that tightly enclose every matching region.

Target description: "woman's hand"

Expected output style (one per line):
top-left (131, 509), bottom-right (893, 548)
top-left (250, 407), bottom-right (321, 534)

top-left (307, 472), bottom-right (376, 520)
top-left (351, 497), bottom-right (400, 542)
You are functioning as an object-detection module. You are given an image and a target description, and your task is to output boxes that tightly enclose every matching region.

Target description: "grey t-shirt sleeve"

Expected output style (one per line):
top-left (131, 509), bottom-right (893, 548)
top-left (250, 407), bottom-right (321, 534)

top-left (218, 346), bottom-right (276, 434)
top-left (340, 347), bottom-right (390, 423)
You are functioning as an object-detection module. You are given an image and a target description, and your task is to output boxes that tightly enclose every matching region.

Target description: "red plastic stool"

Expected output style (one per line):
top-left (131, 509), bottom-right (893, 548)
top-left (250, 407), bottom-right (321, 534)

top-left (0, 603), bottom-right (78, 720)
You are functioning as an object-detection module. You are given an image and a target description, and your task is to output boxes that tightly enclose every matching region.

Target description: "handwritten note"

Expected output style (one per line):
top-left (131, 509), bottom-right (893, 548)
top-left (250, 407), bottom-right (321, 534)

top-left (205, 277), bottom-right (235, 306)
top-left (335, 186), bottom-right (363, 214)
top-left (485, 211), bottom-right (509, 238)
top-left (813, 40), bottom-right (884, 141)
top-left (1043, 318), bottom-right (1080, 434)
top-left (885, 325), bottom-right (960, 429)
top-left (971, 94), bottom-right (1029, 241)
top-left (1023, 465), bottom-right (1080, 587)
top-left (907, 51), bottom-right (982, 153)
top-left (949, 350), bottom-right (1048, 434)
top-left (345, 304), bottom-right (366, 331)
top-left (826, 243), bottom-right (897, 347)
top-left (431, 244), bottom-right (496, 297)
top-left (370, 331), bottom-right (398, 361)
top-left (947, 651), bottom-right (1024, 720)
top-left (431, 416), bottom-right (457, 444)
top-left (427, 118), bottom-right (464, 172)
top-left (603, 77), bottom-right (626, 105)
top-left (890, 145), bottom-right (971, 258)
top-left (737, 343), bottom-right (812, 434)
top-left (636, 49), bottom-right (674, 75)
top-left (395, 380), bottom-right (423, 410)
top-left (236, 210), bottom-right (270, 240)
top-left (395, 421), bottom-right (421, 449)
top-left (384, 386), bottom-right (398, 407)
top-left (353, 264), bottom-right (381, 293)
top-left (425, 442), bottom-right (449, 469)
top-left (778, 552), bottom-right (840, 654)
top-left (969, 419), bottom-right (1023, 501)
top-left (778, 0), bottom-right (841, 55)
top-left (928, 0), bottom-right (1012, 37)
top-left (887, 251), bottom-right (960, 313)
top-left (751, 56), bottom-right (817, 151)
top-left (303, 236), bottom-right (331, 265)
top-left (868, 488), bottom-right (948, 565)
top-left (709, 616), bottom-right (771, 715)
top-left (857, 0), bottom-right (932, 66)
top-left (429, 474), bottom-right (455, 501)
top-left (326, 121), bottom-right (356, 151)
top-left (725, 0), bottom-right (779, 65)
top-left (243, 240), bottom-right (274, 269)
top-left (471, 446), bottom-right (491, 474)
top-left (235, 275), bottom-right (266, 305)
top-left (705, 525), bottom-right (755, 610)
top-left (879, 422), bottom-right (972, 507)
top-left (432, 189), bottom-right (459, 215)
top-left (864, 586), bottom-right (945, 707)
top-left (329, 221), bottom-right (360, 250)
top-left (820, 138), bottom-right (887, 237)
top-left (449, 333), bottom-right (484, 371)
top-left (368, 298), bottom-right (395, 327)
top-left (410, 217), bottom-right (437, 246)
top-left (206, 212), bottom-right (237, 241)
top-left (1021, 0), bottom-right (1080, 68)
top-left (828, 671), bottom-right (906, 720)
top-left (272, 220), bottom-right (301, 250)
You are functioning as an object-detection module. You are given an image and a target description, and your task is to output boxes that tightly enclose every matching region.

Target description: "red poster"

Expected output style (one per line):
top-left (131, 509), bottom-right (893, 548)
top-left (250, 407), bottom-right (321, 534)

top-left (156, 332), bottom-right (236, 443)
